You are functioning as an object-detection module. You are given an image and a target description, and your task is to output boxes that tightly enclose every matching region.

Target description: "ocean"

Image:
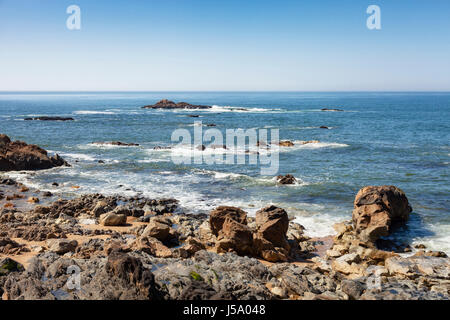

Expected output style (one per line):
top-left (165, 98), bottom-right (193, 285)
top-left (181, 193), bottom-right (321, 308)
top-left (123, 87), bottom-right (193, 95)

top-left (1, 92), bottom-right (449, 253)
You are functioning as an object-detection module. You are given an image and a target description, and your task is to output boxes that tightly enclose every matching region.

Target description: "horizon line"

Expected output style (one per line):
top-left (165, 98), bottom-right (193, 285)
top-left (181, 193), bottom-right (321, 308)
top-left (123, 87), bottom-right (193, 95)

top-left (1, 90), bottom-right (450, 94)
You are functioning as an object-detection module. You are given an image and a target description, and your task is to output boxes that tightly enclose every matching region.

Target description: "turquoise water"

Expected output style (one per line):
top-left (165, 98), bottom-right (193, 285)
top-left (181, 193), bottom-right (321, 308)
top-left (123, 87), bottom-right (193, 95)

top-left (1, 92), bottom-right (449, 252)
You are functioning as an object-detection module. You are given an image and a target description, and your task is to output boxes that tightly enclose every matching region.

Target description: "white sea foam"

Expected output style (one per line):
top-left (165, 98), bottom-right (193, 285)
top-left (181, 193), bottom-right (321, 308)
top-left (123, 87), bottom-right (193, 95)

top-left (150, 105), bottom-right (284, 114)
top-left (137, 159), bottom-right (171, 163)
top-left (208, 105), bottom-right (283, 113)
top-left (79, 143), bottom-right (140, 149)
top-left (73, 110), bottom-right (116, 115)
top-left (59, 152), bottom-right (97, 161)
top-left (289, 141), bottom-right (349, 150)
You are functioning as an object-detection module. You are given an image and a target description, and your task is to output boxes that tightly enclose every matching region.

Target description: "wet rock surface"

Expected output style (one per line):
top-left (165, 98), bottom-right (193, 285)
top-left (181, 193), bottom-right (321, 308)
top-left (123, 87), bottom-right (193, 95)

top-left (0, 181), bottom-right (448, 300)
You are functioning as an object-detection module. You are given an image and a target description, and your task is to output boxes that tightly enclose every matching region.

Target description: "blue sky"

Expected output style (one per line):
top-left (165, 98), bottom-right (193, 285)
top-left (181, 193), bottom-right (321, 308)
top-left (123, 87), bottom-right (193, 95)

top-left (0, 0), bottom-right (449, 91)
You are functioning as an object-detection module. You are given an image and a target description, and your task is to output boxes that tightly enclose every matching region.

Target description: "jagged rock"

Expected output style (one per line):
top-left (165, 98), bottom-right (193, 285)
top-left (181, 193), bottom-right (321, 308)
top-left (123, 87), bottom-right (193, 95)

top-left (133, 236), bottom-right (172, 258)
top-left (8, 224), bottom-right (67, 241)
top-left (331, 253), bottom-right (365, 275)
top-left (216, 218), bottom-right (254, 256)
top-left (0, 134), bottom-right (69, 171)
top-left (385, 256), bottom-right (450, 279)
top-left (0, 238), bottom-right (29, 255)
top-left (352, 186), bottom-right (412, 242)
top-left (209, 206), bottom-right (247, 236)
top-left (255, 205), bottom-right (290, 250)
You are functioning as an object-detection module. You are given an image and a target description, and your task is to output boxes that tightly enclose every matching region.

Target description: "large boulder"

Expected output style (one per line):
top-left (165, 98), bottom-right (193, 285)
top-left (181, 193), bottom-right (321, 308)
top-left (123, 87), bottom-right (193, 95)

top-left (0, 134), bottom-right (69, 171)
top-left (99, 212), bottom-right (127, 226)
top-left (254, 205), bottom-right (290, 262)
top-left (209, 206), bottom-right (247, 236)
top-left (352, 186), bottom-right (412, 242)
top-left (141, 219), bottom-right (171, 241)
top-left (216, 218), bottom-right (254, 256)
top-left (255, 205), bottom-right (290, 248)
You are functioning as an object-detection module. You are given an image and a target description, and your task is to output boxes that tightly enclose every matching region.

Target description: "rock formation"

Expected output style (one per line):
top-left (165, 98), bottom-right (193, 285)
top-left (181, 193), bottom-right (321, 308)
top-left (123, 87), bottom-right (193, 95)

top-left (142, 99), bottom-right (211, 109)
top-left (352, 185), bottom-right (412, 242)
top-left (0, 134), bottom-right (69, 171)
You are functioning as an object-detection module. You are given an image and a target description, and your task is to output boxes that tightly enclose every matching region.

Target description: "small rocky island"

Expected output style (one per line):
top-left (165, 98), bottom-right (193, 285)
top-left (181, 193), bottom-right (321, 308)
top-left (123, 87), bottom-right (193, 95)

top-left (142, 99), bottom-right (212, 110)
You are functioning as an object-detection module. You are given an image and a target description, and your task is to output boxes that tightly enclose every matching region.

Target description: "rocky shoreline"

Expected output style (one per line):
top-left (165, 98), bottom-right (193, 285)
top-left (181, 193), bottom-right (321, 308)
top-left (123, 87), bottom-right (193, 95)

top-left (0, 136), bottom-right (449, 300)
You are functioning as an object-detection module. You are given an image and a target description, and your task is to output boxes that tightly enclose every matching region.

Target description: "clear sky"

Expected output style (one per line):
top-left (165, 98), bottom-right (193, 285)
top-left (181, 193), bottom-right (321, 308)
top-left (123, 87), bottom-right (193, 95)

top-left (0, 0), bottom-right (449, 91)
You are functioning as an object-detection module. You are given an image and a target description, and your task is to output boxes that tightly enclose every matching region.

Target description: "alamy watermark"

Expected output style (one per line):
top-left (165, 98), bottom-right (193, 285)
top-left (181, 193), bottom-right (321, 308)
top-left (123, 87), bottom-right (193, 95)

top-left (66, 265), bottom-right (81, 291)
top-left (367, 5), bottom-right (381, 30)
top-left (171, 121), bottom-right (280, 175)
top-left (66, 5), bottom-right (81, 30)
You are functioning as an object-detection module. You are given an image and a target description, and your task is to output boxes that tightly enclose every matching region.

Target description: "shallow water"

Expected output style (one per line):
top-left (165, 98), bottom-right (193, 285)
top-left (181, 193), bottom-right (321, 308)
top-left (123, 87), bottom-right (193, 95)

top-left (1, 92), bottom-right (449, 253)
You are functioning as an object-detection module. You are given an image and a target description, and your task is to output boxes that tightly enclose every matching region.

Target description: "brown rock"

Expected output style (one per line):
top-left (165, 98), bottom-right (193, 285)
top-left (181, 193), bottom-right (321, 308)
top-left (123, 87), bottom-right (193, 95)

top-left (254, 205), bottom-right (290, 262)
top-left (352, 186), bottom-right (412, 242)
top-left (99, 212), bottom-right (127, 226)
top-left (92, 141), bottom-right (139, 147)
top-left (216, 218), bottom-right (254, 256)
top-left (142, 99), bottom-right (211, 110)
top-left (141, 219), bottom-right (171, 241)
top-left (278, 140), bottom-right (294, 147)
top-left (255, 205), bottom-right (290, 249)
top-left (0, 134), bottom-right (69, 171)
top-left (133, 236), bottom-right (172, 258)
top-left (299, 140), bottom-right (321, 145)
top-left (0, 238), bottom-right (30, 255)
top-left (276, 174), bottom-right (297, 185)
top-left (46, 239), bottom-right (78, 254)
top-left (253, 233), bottom-right (289, 262)
top-left (209, 206), bottom-right (247, 236)
top-left (27, 197), bottom-right (40, 204)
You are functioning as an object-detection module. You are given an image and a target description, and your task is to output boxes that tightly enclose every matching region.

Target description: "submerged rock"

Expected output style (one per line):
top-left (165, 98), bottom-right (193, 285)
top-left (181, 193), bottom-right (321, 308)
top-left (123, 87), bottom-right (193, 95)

top-left (276, 174), bottom-right (297, 185)
top-left (92, 141), bottom-right (140, 147)
top-left (278, 140), bottom-right (294, 147)
top-left (24, 117), bottom-right (74, 121)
